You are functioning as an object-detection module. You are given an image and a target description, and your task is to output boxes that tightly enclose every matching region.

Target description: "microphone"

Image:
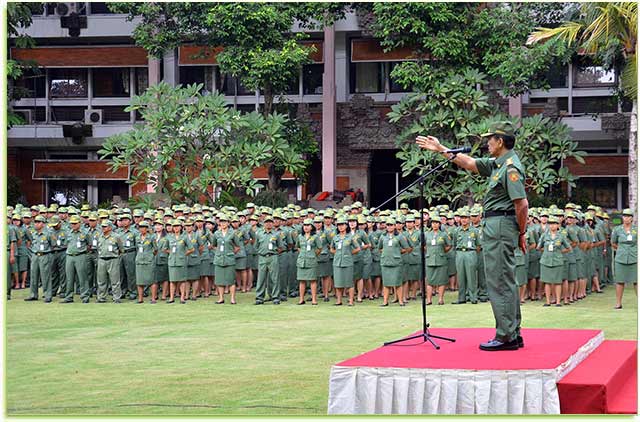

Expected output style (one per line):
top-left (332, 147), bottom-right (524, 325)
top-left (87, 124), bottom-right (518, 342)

top-left (445, 146), bottom-right (472, 154)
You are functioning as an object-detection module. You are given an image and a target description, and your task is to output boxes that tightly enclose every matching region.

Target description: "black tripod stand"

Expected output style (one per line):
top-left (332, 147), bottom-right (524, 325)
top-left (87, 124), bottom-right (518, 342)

top-left (372, 154), bottom-right (458, 349)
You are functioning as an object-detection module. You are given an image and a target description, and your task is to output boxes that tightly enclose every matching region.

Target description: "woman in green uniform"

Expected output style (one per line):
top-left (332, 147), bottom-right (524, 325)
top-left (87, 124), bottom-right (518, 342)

top-left (313, 216), bottom-right (332, 302)
top-left (347, 215), bottom-right (364, 301)
top-left (353, 215), bottom-right (371, 303)
top-left (526, 213), bottom-right (541, 301)
top-left (323, 214), bottom-right (337, 300)
top-left (135, 221), bottom-right (157, 303)
top-left (195, 216), bottom-right (212, 298)
top-left (370, 218), bottom-right (385, 299)
top-left (231, 215), bottom-right (249, 294)
top-left (167, 220), bottom-right (192, 304)
top-left (203, 218), bottom-right (217, 296)
top-left (378, 216), bottom-right (411, 306)
top-left (330, 216), bottom-right (361, 306)
top-left (425, 215), bottom-right (451, 305)
top-left (584, 215), bottom-right (603, 294)
top-left (537, 216), bottom-right (572, 307)
top-left (404, 214), bottom-right (421, 301)
top-left (515, 230), bottom-right (533, 303)
top-left (211, 214), bottom-right (240, 304)
top-left (295, 219), bottom-right (322, 305)
top-left (610, 209), bottom-right (637, 309)
top-left (153, 219), bottom-right (170, 301)
top-left (184, 219), bottom-right (202, 300)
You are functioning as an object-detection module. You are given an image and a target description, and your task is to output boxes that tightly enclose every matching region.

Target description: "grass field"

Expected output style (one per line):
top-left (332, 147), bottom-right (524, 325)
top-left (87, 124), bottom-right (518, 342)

top-left (5, 285), bottom-right (637, 416)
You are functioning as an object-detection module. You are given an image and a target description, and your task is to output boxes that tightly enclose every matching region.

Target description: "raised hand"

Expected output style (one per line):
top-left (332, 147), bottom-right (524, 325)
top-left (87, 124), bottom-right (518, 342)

top-left (416, 135), bottom-right (445, 152)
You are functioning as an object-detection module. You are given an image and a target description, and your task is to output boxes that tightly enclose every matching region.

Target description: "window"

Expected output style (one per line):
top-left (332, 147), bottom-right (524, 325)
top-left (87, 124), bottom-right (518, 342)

top-left (350, 62), bottom-right (384, 94)
top-left (285, 74), bottom-right (300, 95)
top-left (576, 177), bottom-right (620, 208)
top-left (303, 64), bottom-right (323, 95)
top-left (573, 58), bottom-right (616, 87)
top-left (389, 62), bottom-right (411, 93)
top-left (135, 68), bottom-right (148, 95)
top-left (179, 66), bottom-right (213, 93)
top-left (98, 181), bottom-right (129, 204)
top-left (49, 180), bottom-right (87, 206)
top-left (50, 107), bottom-right (86, 122)
top-left (49, 68), bottom-right (88, 98)
top-left (102, 106), bottom-right (130, 123)
top-left (237, 104), bottom-right (257, 114)
top-left (13, 68), bottom-right (46, 98)
top-left (93, 68), bottom-right (130, 97)
top-left (219, 73), bottom-right (253, 96)
top-left (572, 96), bottom-right (617, 114)
top-left (530, 97), bottom-right (569, 113)
top-left (90, 2), bottom-right (116, 14)
top-left (545, 62), bottom-right (569, 88)
top-left (12, 107), bottom-right (46, 122)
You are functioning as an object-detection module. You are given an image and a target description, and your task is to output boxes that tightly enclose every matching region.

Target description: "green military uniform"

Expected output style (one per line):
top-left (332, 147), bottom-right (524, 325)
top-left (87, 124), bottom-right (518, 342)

top-left (425, 228), bottom-right (450, 286)
top-left (287, 223), bottom-right (299, 296)
top-left (153, 231), bottom-right (170, 283)
top-left (316, 226), bottom-right (334, 279)
top-left (378, 229), bottom-right (409, 287)
top-left (7, 223), bottom-right (17, 299)
top-left (538, 229), bottom-right (571, 284)
top-left (50, 221), bottom-right (68, 297)
top-left (233, 222), bottom-right (249, 271)
top-left (167, 231), bottom-right (189, 283)
top-left (445, 223), bottom-right (457, 277)
top-left (275, 222), bottom-right (292, 298)
top-left (611, 221), bottom-right (637, 284)
top-left (211, 227), bottom-right (239, 286)
top-left (475, 142), bottom-right (526, 344)
top-left (185, 228), bottom-right (202, 281)
top-left (331, 231), bottom-right (360, 288)
top-left (64, 218), bottom-right (91, 302)
top-left (96, 223), bottom-right (124, 302)
top-left (472, 216), bottom-right (489, 302)
top-left (119, 224), bottom-right (138, 298)
top-left (197, 228), bottom-right (214, 278)
top-left (135, 231), bottom-right (157, 286)
top-left (295, 231), bottom-right (322, 281)
top-left (86, 219), bottom-right (100, 295)
top-left (403, 228), bottom-right (421, 281)
top-left (527, 224), bottom-right (541, 280)
top-left (369, 225), bottom-right (383, 279)
top-left (255, 221), bottom-right (284, 303)
top-left (564, 221), bottom-right (580, 282)
top-left (26, 220), bottom-right (56, 301)
top-left (454, 224), bottom-right (480, 303)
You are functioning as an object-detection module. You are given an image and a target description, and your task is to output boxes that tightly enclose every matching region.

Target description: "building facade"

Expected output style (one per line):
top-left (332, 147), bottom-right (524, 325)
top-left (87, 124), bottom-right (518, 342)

top-left (7, 3), bottom-right (632, 209)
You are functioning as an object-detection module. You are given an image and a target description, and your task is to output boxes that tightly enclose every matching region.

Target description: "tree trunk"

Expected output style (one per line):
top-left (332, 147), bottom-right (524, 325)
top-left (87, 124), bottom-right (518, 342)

top-left (263, 84), bottom-right (273, 117)
top-left (267, 162), bottom-right (283, 191)
top-left (629, 98), bottom-right (637, 220)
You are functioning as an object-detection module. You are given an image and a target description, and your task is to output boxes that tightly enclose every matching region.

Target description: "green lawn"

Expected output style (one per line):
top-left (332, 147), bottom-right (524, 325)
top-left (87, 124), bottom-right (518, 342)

top-left (5, 285), bottom-right (637, 416)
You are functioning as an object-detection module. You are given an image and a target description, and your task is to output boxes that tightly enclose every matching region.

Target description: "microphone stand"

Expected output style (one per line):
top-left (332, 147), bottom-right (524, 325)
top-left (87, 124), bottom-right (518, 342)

top-left (377, 153), bottom-right (458, 350)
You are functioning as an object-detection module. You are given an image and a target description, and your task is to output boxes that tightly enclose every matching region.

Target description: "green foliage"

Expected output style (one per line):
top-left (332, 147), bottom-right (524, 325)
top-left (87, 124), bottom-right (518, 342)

top-left (127, 193), bottom-right (172, 211)
top-left (367, 2), bottom-right (574, 96)
top-left (215, 190), bottom-right (248, 210)
top-left (253, 189), bottom-right (289, 209)
top-left (7, 175), bottom-right (24, 207)
top-left (388, 70), bottom-right (586, 204)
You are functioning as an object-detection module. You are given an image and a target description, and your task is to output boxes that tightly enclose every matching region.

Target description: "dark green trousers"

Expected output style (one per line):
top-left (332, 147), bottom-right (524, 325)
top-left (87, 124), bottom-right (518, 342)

top-left (257, 255), bottom-right (279, 302)
top-left (30, 254), bottom-right (53, 300)
top-left (482, 216), bottom-right (521, 343)
top-left (456, 251), bottom-right (478, 302)
top-left (65, 254), bottom-right (90, 301)
top-left (51, 251), bottom-right (66, 296)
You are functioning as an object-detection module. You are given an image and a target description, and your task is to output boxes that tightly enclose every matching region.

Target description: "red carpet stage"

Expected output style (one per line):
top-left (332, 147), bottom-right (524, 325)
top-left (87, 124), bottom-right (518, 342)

top-left (327, 328), bottom-right (617, 414)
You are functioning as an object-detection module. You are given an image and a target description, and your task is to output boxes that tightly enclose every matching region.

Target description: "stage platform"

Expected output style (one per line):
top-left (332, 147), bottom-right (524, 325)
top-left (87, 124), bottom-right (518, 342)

top-left (327, 328), bottom-right (606, 414)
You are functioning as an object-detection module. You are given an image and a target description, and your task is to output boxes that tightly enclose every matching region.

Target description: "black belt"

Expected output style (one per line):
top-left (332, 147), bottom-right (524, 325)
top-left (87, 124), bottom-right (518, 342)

top-left (123, 249), bottom-right (136, 253)
top-left (100, 256), bottom-right (118, 260)
top-left (457, 248), bottom-right (474, 251)
top-left (35, 251), bottom-right (52, 256)
top-left (67, 251), bottom-right (88, 256)
top-left (484, 210), bottom-right (515, 218)
top-left (259, 253), bottom-right (276, 257)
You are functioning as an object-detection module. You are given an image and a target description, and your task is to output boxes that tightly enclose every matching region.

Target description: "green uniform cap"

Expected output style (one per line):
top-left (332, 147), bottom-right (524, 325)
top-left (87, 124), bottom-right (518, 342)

top-left (622, 208), bottom-right (634, 216)
top-left (69, 215), bottom-right (81, 224)
top-left (302, 218), bottom-right (313, 226)
top-left (138, 221), bottom-right (150, 228)
top-left (480, 121), bottom-right (516, 138)
top-left (385, 216), bottom-right (396, 225)
top-left (548, 215), bottom-right (560, 224)
top-left (100, 220), bottom-right (111, 227)
top-left (335, 216), bottom-right (347, 225)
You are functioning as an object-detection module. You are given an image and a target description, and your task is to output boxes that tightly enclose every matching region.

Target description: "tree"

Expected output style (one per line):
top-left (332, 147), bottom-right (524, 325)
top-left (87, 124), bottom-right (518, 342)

top-left (98, 83), bottom-right (315, 204)
top-left (110, 2), bottom-right (349, 190)
top-left (7, 2), bottom-right (43, 128)
top-left (388, 68), bottom-right (586, 205)
top-left (527, 2), bottom-right (637, 214)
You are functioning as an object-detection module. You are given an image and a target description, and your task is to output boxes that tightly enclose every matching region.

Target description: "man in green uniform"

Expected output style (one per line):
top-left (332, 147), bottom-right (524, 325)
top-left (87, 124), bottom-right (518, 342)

top-left (86, 213), bottom-right (100, 296)
top-left (255, 215), bottom-right (285, 305)
top-left (63, 215), bottom-right (91, 303)
top-left (118, 214), bottom-right (138, 300)
top-left (97, 220), bottom-right (124, 303)
top-left (49, 215), bottom-right (68, 297)
top-left (417, 121), bottom-right (528, 351)
top-left (452, 209), bottom-right (480, 304)
top-left (7, 217), bottom-right (17, 300)
top-left (25, 215), bottom-right (56, 302)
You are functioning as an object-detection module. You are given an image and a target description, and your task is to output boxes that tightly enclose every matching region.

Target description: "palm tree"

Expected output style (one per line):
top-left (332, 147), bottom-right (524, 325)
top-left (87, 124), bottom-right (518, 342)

top-left (527, 2), bottom-right (637, 214)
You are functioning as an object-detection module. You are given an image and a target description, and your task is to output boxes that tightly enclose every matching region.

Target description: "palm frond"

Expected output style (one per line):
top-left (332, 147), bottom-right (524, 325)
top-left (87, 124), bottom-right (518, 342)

top-left (621, 53), bottom-right (637, 99)
top-left (526, 22), bottom-right (584, 46)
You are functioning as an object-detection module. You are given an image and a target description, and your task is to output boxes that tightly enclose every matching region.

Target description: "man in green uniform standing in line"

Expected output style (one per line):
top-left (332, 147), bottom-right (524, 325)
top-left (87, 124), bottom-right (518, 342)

top-left (417, 121), bottom-right (528, 351)
top-left (118, 214), bottom-right (138, 300)
top-left (63, 215), bottom-right (91, 303)
top-left (470, 207), bottom-right (489, 302)
top-left (255, 215), bottom-right (285, 305)
top-left (452, 209), bottom-right (480, 304)
top-left (49, 215), bottom-right (68, 297)
top-left (97, 220), bottom-right (124, 303)
top-left (86, 213), bottom-right (100, 296)
top-left (24, 215), bottom-right (56, 302)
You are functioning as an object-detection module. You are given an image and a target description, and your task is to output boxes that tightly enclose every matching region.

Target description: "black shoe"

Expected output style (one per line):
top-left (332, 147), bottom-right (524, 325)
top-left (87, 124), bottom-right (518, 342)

top-left (471, 300), bottom-right (478, 304)
top-left (82, 299), bottom-right (90, 304)
top-left (543, 303), bottom-right (551, 307)
top-left (166, 299), bottom-right (175, 304)
top-left (479, 298), bottom-right (489, 303)
top-left (24, 297), bottom-right (38, 301)
top-left (517, 336), bottom-right (524, 348)
top-left (215, 300), bottom-right (225, 304)
top-left (254, 300), bottom-right (264, 305)
top-left (273, 299), bottom-right (280, 305)
top-left (279, 296), bottom-right (288, 302)
top-left (614, 305), bottom-right (623, 309)
top-left (180, 300), bottom-right (186, 304)
top-left (323, 297), bottom-right (330, 302)
top-left (61, 299), bottom-right (74, 303)
top-left (479, 339), bottom-right (519, 351)
top-left (451, 301), bottom-right (466, 305)
top-left (289, 292), bottom-right (298, 298)
top-left (334, 302), bottom-right (342, 306)
top-left (44, 298), bottom-right (52, 303)
top-left (297, 301), bottom-right (306, 305)
top-left (379, 303), bottom-right (388, 307)
top-left (97, 299), bottom-right (107, 303)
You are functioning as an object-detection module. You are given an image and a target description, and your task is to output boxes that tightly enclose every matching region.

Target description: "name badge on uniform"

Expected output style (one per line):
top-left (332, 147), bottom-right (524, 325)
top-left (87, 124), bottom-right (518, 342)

top-left (77, 241), bottom-right (82, 248)
top-left (139, 246), bottom-right (143, 253)
top-left (56, 239), bottom-right (61, 246)
top-left (92, 239), bottom-right (97, 247)
top-left (627, 234), bottom-right (633, 241)
top-left (108, 245), bottom-right (113, 252)
top-left (467, 240), bottom-right (472, 248)
top-left (40, 244), bottom-right (44, 251)
top-left (268, 242), bottom-right (273, 250)
top-left (220, 244), bottom-right (224, 252)
top-left (431, 238), bottom-right (436, 246)
top-left (125, 241), bottom-right (130, 247)
top-left (306, 244), bottom-right (311, 251)
top-left (172, 246), bottom-right (176, 253)
top-left (337, 241), bottom-right (343, 250)
top-left (548, 244), bottom-right (554, 252)
top-left (388, 239), bottom-right (393, 247)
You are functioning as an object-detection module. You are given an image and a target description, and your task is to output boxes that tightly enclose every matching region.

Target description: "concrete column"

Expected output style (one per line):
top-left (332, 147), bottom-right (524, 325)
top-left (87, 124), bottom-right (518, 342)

top-left (163, 48), bottom-right (179, 87)
top-left (322, 25), bottom-right (337, 194)
top-left (146, 55), bottom-right (162, 194)
top-left (508, 95), bottom-right (522, 118)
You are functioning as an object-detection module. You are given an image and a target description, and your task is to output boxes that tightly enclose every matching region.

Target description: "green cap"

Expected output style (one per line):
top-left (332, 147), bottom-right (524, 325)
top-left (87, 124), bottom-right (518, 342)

top-left (138, 220), bottom-right (150, 228)
top-left (100, 220), bottom-right (111, 227)
top-left (336, 216), bottom-right (347, 225)
top-left (69, 215), bottom-right (81, 224)
top-left (263, 215), bottom-right (274, 222)
top-left (458, 209), bottom-right (470, 218)
top-left (133, 209), bottom-right (144, 217)
top-left (385, 216), bottom-right (396, 225)
top-left (480, 121), bottom-right (516, 139)
top-left (399, 203), bottom-right (409, 209)
top-left (548, 215), bottom-right (559, 224)
top-left (48, 216), bottom-right (61, 227)
top-left (302, 218), bottom-right (313, 225)
top-left (34, 215), bottom-right (46, 223)
top-left (313, 216), bottom-right (323, 223)
top-left (622, 208), bottom-right (634, 216)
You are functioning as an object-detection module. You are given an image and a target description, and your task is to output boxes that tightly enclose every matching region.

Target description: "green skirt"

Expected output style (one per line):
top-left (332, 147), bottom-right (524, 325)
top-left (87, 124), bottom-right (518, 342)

top-left (381, 265), bottom-right (402, 287)
top-left (567, 262), bottom-right (577, 282)
top-left (426, 265), bottom-right (448, 286)
top-left (187, 264), bottom-right (200, 280)
top-left (154, 263), bottom-right (169, 283)
top-left (516, 264), bottom-right (527, 287)
top-left (235, 256), bottom-right (247, 271)
top-left (362, 260), bottom-right (372, 280)
top-left (528, 254), bottom-right (540, 279)
top-left (562, 260), bottom-right (569, 281)
top-left (297, 266), bottom-right (317, 281)
top-left (200, 258), bottom-right (215, 277)
top-left (215, 265), bottom-right (236, 286)
top-left (540, 263), bottom-right (563, 284)
top-left (17, 253), bottom-right (29, 272)
top-left (370, 261), bottom-right (381, 278)
top-left (168, 265), bottom-right (187, 283)
top-left (317, 261), bottom-right (332, 278)
top-left (248, 253), bottom-right (258, 270)
top-left (614, 262), bottom-right (637, 284)
top-left (136, 263), bottom-right (155, 286)
top-left (333, 265), bottom-right (354, 288)
top-left (406, 263), bottom-right (420, 281)
top-left (353, 260), bottom-right (363, 281)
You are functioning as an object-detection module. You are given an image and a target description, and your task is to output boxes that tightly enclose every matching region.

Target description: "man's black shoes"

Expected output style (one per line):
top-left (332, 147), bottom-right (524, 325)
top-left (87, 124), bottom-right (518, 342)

top-left (479, 338), bottom-right (519, 351)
